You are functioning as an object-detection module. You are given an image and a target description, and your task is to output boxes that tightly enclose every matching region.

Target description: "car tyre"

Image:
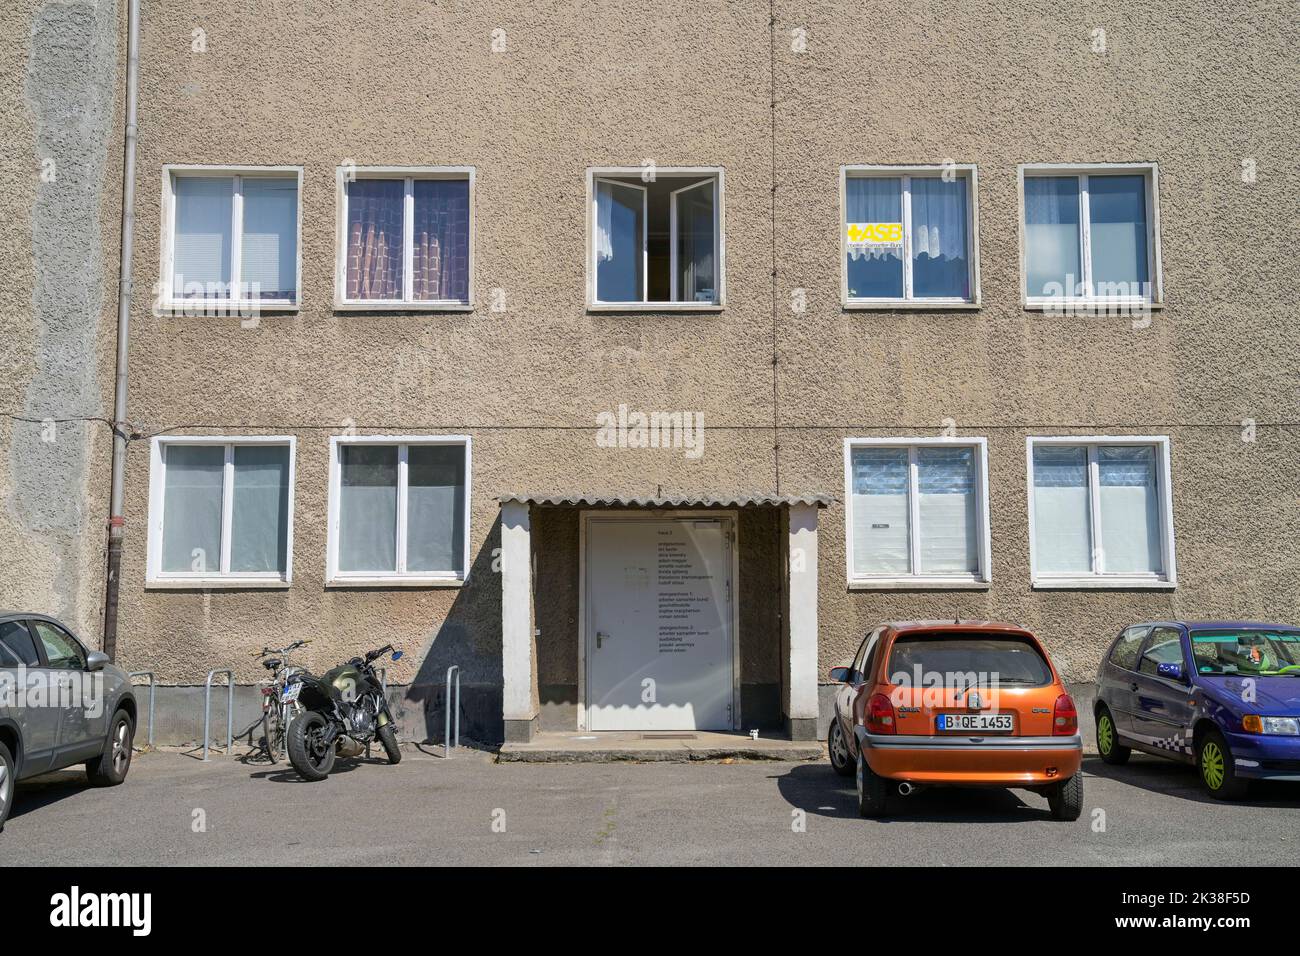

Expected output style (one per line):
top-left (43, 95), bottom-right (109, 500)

top-left (86, 708), bottom-right (134, 787)
top-left (1047, 773), bottom-right (1083, 821)
top-left (1197, 727), bottom-right (1249, 800)
top-left (1095, 705), bottom-right (1130, 765)
top-left (287, 711), bottom-right (336, 781)
top-left (827, 718), bottom-right (854, 778)
top-left (377, 724), bottom-right (401, 765)
top-left (856, 749), bottom-right (891, 818)
top-left (0, 740), bottom-right (15, 832)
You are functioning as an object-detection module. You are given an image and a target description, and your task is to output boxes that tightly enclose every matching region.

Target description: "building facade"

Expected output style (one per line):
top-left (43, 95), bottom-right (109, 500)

top-left (4, 0), bottom-right (1298, 744)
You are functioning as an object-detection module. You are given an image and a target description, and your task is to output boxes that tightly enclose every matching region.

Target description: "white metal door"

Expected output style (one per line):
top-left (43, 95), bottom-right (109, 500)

top-left (586, 517), bottom-right (734, 731)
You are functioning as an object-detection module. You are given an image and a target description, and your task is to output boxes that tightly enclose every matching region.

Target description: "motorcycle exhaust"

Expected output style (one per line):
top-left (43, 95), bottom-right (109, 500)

top-left (336, 735), bottom-right (364, 758)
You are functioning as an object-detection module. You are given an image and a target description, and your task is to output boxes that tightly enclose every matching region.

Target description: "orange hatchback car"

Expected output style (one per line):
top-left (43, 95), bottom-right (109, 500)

top-left (827, 621), bottom-right (1083, 820)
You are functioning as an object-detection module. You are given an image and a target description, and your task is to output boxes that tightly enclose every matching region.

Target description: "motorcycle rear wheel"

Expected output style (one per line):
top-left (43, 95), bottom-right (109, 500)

top-left (287, 711), bottom-right (335, 781)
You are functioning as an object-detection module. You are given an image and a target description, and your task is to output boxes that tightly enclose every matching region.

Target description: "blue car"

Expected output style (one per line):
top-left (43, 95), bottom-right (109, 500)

top-left (1094, 621), bottom-right (1300, 799)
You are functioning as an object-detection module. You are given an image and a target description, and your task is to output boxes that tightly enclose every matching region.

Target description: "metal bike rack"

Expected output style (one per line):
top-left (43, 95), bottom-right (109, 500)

top-left (444, 664), bottom-right (461, 758)
top-left (127, 671), bottom-right (156, 748)
top-left (203, 668), bottom-right (234, 761)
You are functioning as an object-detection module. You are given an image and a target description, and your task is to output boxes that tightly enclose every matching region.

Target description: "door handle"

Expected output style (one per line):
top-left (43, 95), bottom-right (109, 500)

top-left (597, 631), bottom-right (608, 649)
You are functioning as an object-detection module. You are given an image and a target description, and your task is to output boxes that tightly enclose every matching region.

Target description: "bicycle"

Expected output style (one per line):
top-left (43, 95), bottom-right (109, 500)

top-left (254, 640), bottom-right (311, 763)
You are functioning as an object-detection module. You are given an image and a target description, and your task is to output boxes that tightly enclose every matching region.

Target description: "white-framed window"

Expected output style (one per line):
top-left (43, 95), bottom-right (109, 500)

top-left (1019, 163), bottom-right (1163, 309)
top-left (1026, 436), bottom-right (1176, 588)
top-left (334, 166), bottom-right (474, 310)
top-left (587, 167), bottom-right (724, 310)
top-left (160, 166), bottom-right (302, 310)
top-left (840, 165), bottom-right (980, 308)
top-left (146, 436), bottom-right (296, 587)
top-left (326, 436), bottom-right (471, 586)
top-left (843, 438), bottom-right (992, 588)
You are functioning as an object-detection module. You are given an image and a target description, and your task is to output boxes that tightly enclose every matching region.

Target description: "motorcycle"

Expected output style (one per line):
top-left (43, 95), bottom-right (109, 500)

top-left (283, 644), bottom-right (404, 781)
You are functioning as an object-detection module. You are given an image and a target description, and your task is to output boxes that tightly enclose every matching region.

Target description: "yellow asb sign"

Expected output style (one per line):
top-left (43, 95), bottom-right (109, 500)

top-left (846, 222), bottom-right (903, 245)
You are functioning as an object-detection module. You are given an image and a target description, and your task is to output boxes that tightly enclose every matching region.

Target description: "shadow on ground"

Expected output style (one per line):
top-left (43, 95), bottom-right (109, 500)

top-left (1082, 754), bottom-right (1300, 808)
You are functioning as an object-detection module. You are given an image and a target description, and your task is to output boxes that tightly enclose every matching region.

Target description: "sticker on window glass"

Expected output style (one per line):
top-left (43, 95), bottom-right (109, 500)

top-left (846, 222), bottom-right (903, 253)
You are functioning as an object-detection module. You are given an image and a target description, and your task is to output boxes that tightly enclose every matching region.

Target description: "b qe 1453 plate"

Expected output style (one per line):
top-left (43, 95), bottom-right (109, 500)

top-left (937, 712), bottom-right (1014, 733)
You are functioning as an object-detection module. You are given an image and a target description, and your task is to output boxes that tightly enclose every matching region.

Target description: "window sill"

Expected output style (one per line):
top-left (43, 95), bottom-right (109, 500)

top-left (587, 302), bottom-right (723, 314)
top-left (843, 299), bottom-right (980, 311)
top-left (848, 578), bottom-right (991, 591)
top-left (325, 576), bottom-right (465, 588)
top-left (1032, 577), bottom-right (1176, 590)
top-left (1022, 299), bottom-right (1164, 314)
top-left (333, 301), bottom-right (474, 313)
top-left (159, 301), bottom-right (299, 315)
top-left (146, 577), bottom-right (292, 590)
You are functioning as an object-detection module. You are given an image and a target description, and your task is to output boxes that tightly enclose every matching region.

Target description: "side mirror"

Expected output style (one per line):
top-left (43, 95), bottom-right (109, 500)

top-left (391, 650), bottom-right (403, 661)
top-left (829, 666), bottom-right (852, 683)
top-left (1157, 661), bottom-right (1184, 682)
top-left (86, 651), bottom-right (110, 672)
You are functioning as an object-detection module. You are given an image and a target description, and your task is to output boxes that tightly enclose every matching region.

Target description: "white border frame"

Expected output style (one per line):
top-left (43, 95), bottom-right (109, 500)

top-left (839, 164), bottom-right (982, 310)
top-left (1025, 435), bottom-right (1177, 590)
top-left (1017, 162), bottom-right (1164, 311)
top-left (843, 437), bottom-right (992, 589)
top-left (146, 435), bottom-right (297, 589)
top-left (333, 166), bottom-right (476, 312)
top-left (325, 434), bottom-right (472, 587)
top-left (160, 165), bottom-right (304, 313)
top-left (585, 166), bottom-right (726, 312)
top-left (577, 510), bottom-right (740, 732)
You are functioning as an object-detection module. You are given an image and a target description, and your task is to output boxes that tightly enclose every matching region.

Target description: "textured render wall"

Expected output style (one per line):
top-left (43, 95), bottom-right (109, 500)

top-left (112, 0), bottom-right (1297, 718)
top-left (0, 0), bottom-right (121, 641)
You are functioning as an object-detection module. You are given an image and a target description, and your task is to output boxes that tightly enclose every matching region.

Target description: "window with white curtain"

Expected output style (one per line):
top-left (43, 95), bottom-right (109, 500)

top-left (1020, 164), bottom-right (1161, 306)
top-left (1027, 437), bottom-right (1176, 587)
top-left (842, 166), bottom-right (979, 306)
top-left (147, 437), bottom-right (295, 585)
top-left (164, 168), bottom-right (300, 307)
top-left (327, 437), bottom-right (470, 584)
top-left (589, 168), bottom-right (722, 308)
top-left (335, 167), bottom-right (473, 309)
top-left (844, 438), bottom-right (991, 587)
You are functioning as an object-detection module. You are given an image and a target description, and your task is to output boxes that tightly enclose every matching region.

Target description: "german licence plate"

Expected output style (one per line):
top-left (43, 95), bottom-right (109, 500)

top-left (280, 682), bottom-right (302, 704)
top-left (937, 713), bottom-right (1014, 733)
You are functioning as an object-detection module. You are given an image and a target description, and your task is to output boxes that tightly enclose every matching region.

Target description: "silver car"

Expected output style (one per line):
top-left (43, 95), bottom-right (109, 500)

top-left (0, 612), bottom-right (137, 831)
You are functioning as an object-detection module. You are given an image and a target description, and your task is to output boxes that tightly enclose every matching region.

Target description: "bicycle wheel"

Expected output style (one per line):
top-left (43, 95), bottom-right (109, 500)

top-left (263, 699), bottom-right (284, 763)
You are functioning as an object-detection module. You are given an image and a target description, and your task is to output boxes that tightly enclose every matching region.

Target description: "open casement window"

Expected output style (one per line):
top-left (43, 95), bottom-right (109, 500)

top-left (147, 438), bottom-right (295, 586)
top-left (590, 170), bottom-right (721, 308)
top-left (842, 166), bottom-right (979, 307)
top-left (336, 168), bottom-right (473, 309)
top-left (1020, 165), bottom-right (1161, 308)
top-left (1027, 437), bottom-right (1176, 588)
top-left (844, 439), bottom-right (991, 588)
top-left (164, 168), bottom-right (301, 309)
top-left (327, 437), bottom-right (471, 585)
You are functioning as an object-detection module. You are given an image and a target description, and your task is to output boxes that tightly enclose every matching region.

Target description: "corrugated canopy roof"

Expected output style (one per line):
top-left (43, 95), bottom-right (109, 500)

top-left (498, 493), bottom-right (834, 508)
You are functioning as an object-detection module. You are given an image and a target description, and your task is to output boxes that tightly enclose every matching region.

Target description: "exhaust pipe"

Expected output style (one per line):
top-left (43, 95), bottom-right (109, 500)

top-left (897, 782), bottom-right (917, 797)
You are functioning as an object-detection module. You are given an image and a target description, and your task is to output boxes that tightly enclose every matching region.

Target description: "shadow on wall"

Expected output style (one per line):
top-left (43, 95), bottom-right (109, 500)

top-left (396, 513), bottom-right (505, 745)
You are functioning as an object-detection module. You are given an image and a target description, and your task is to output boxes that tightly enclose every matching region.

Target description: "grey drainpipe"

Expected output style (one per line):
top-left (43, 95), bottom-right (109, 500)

top-left (102, 0), bottom-right (140, 661)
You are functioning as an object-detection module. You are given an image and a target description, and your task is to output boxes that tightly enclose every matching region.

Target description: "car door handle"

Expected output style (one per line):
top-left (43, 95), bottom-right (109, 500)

top-left (597, 631), bottom-right (608, 649)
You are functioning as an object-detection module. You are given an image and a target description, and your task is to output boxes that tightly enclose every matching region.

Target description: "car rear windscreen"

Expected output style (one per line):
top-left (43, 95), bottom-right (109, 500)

top-left (887, 634), bottom-right (1053, 687)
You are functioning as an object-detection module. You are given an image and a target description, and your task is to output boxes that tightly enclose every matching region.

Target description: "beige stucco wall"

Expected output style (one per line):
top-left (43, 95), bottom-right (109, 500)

top-left (0, 0), bottom-right (123, 643)
top-left (92, 0), bottom-right (1298, 711)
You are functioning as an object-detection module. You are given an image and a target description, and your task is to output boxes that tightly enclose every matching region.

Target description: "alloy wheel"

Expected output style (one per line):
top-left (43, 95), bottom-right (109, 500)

top-left (1098, 714), bottom-right (1114, 755)
top-left (112, 720), bottom-right (130, 774)
top-left (1201, 740), bottom-right (1226, 790)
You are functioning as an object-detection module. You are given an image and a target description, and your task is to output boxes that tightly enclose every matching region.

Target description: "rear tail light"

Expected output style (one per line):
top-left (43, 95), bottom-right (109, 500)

top-left (1053, 694), bottom-right (1079, 736)
top-left (865, 693), bottom-right (896, 734)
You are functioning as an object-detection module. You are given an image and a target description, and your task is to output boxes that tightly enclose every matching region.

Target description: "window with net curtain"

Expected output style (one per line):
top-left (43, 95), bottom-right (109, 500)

top-left (1031, 443), bottom-right (1163, 576)
top-left (337, 443), bottom-right (466, 576)
top-left (171, 174), bottom-right (298, 302)
top-left (845, 174), bottom-right (970, 301)
top-left (159, 443), bottom-right (291, 576)
top-left (850, 444), bottom-right (979, 578)
top-left (344, 177), bottom-right (470, 303)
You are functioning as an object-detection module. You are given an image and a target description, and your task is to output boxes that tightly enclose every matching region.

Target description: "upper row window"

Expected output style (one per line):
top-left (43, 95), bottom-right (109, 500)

top-left (161, 163), bottom-right (1160, 314)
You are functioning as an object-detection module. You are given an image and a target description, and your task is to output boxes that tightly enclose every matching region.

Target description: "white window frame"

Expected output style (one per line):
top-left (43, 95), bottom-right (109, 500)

top-left (160, 165), bottom-right (303, 312)
top-left (334, 166), bottom-right (475, 311)
top-left (842, 437), bottom-right (992, 589)
top-left (1018, 162), bottom-right (1164, 310)
top-left (1025, 435), bottom-right (1176, 589)
top-left (146, 435), bottom-right (296, 588)
top-left (586, 166), bottom-right (725, 311)
top-left (326, 435), bottom-right (472, 587)
top-left (840, 165), bottom-right (981, 310)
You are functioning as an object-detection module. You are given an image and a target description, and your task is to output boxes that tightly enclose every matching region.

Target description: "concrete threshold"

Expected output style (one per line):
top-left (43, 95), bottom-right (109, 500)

top-left (497, 730), bottom-right (825, 763)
